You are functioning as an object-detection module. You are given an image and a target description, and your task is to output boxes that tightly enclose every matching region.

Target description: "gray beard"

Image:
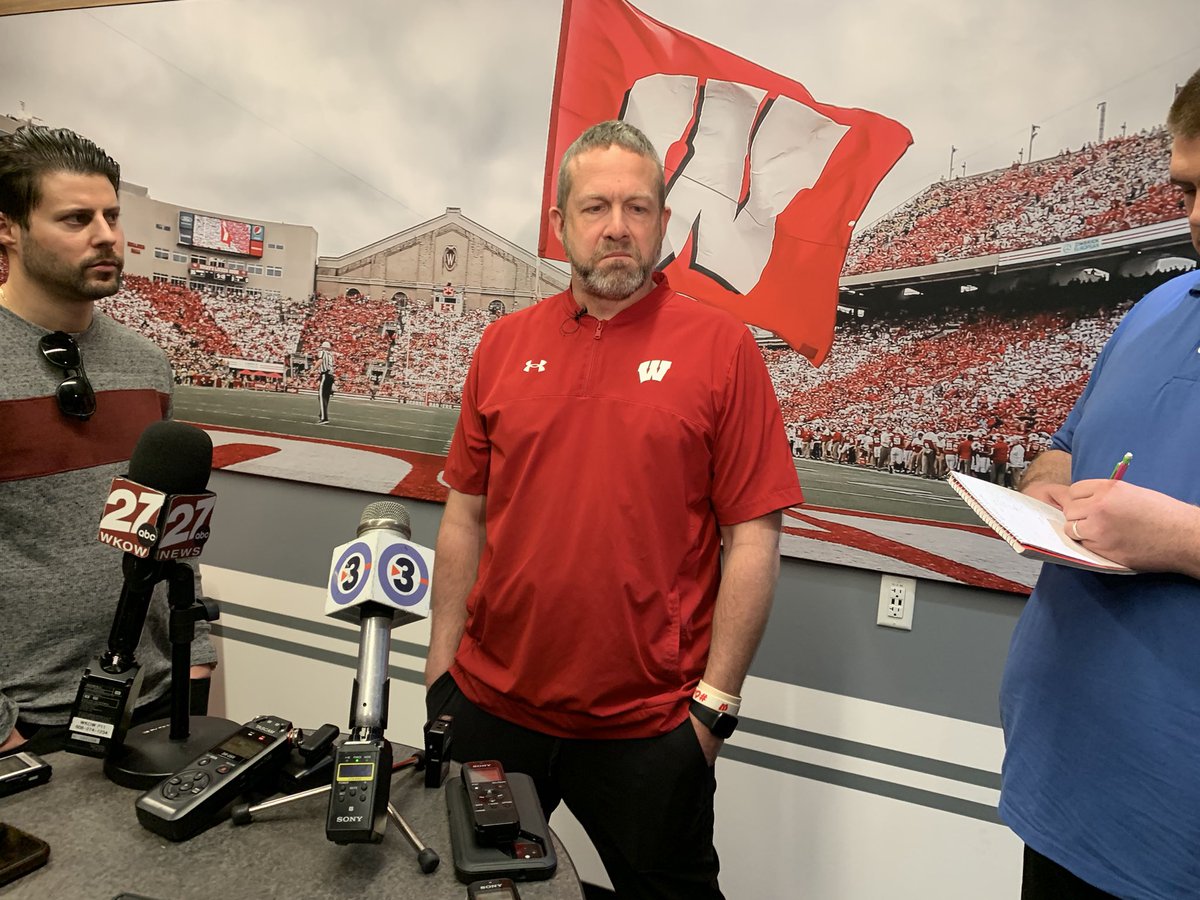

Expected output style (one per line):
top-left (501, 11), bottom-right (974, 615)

top-left (577, 259), bottom-right (650, 300)
top-left (565, 232), bottom-right (662, 301)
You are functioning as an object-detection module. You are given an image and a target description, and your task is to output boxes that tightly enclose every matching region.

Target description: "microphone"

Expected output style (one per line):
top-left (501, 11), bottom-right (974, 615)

top-left (99, 421), bottom-right (216, 672)
top-left (572, 305), bottom-right (588, 322)
top-left (324, 500), bottom-right (434, 844)
top-left (66, 421), bottom-right (218, 760)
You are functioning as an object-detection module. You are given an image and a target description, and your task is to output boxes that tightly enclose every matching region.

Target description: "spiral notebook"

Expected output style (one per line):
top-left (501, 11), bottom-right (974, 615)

top-left (948, 472), bottom-right (1133, 574)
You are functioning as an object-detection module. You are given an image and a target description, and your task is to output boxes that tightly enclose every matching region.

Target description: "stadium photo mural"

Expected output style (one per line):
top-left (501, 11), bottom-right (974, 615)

top-left (1, 0), bottom-right (1194, 594)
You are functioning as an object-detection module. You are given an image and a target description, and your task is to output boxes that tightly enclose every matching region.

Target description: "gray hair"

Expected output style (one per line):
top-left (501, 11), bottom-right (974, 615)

top-left (556, 120), bottom-right (665, 212)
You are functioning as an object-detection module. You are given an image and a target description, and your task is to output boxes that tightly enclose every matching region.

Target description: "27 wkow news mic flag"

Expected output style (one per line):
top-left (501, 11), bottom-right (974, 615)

top-left (538, 0), bottom-right (913, 366)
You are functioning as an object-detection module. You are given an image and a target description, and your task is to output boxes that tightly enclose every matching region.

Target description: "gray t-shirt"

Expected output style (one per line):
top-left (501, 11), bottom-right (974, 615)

top-left (0, 304), bottom-right (216, 738)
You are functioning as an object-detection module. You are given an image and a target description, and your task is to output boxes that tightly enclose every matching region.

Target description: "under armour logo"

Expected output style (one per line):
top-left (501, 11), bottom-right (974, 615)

top-left (524, 359), bottom-right (547, 373)
top-left (638, 360), bottom-right (672, 383)
top-left (623, 75), bottom-right (847, 294)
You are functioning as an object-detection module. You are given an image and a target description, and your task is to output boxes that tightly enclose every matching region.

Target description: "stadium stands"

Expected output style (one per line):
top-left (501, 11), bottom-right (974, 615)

top-left (374, 303), bottom-right (491, 404)
top-left (98, 275), bottom-right (240, 385)
top-left (293, 292), bottom-right (397, 396)
top-left (0, 117), bottom-right (1188, 484)
top-left (61, 263), bottom-right (1157, 478)
top-left (0, 251), bottom-right (1168, 466)
top-left (765, 272), bottom-right (1176, 478)
top-left (199, 286), bottom-right (306, 362)
top-left (845, 128), bottom-right (1181, 275)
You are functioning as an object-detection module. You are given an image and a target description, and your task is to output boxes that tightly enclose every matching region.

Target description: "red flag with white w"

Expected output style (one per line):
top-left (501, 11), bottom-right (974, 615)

top-left (538, 0), bottom-right (912, 366)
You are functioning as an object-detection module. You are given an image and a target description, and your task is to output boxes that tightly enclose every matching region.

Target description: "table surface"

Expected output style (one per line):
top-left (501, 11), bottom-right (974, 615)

top-left (0, 748), bottom-right (584, 899)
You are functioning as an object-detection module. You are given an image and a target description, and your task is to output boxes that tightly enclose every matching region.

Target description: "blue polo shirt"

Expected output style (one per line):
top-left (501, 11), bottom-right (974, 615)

top-left (999, 269), bottom-right (1200, 897)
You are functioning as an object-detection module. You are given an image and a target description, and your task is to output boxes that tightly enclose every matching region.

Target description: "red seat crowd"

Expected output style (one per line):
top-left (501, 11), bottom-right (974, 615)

top-left (845, 128), bottom-right (1181, 276)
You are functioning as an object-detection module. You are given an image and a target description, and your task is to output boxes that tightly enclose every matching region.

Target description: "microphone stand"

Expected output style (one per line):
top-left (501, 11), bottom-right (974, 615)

top-left (230, 752), bottom-right (440, 874)
top-left (322, 602), bottom-right (397, 844)
top-left (105, 561), bottom-right (238, 789)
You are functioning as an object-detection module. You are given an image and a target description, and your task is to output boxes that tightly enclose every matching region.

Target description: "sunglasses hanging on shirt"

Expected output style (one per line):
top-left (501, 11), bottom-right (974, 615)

top-left (38, 330), bottom-right (97, 420)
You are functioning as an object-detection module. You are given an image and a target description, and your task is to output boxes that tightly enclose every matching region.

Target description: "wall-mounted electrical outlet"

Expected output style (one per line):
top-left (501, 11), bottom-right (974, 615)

top-left (877, 575), bottom-right (916, 630)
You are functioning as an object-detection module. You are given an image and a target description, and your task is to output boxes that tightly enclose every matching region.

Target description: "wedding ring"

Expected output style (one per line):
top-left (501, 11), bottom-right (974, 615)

top-left (1070, 519), bottom-right (1083, 541)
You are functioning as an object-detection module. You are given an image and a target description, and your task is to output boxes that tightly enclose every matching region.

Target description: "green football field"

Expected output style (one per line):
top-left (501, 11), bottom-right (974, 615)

top-left (174, 385), bottom-right (977, 526)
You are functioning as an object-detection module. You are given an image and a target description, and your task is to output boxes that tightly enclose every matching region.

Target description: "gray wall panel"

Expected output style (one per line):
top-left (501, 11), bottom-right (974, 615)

top-left (205, 470), bottom-right (445, 587)
top-left (764, 560), bottom-right (1023, 727)
top-left (204, 470), bottom-right (1025, 729)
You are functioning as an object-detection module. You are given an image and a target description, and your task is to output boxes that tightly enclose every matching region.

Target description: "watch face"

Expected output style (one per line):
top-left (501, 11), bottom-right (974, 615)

top-left (710, 714), bottom-right (737, 739)
top-left (691, 700), bottom-right (738, 738)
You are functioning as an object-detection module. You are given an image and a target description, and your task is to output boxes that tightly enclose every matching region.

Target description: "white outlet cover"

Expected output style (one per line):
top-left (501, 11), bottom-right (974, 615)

top-left (877, 575), bottom-right (916, 630)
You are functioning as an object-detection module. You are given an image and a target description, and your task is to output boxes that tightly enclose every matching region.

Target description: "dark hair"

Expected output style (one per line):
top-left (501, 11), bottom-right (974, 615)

top-left (556, 120), bottom-right (665, 212)
top-left (1167, 68), bottom-right (1200, 140)
top-left (0, 126), bottom-right (121, 228)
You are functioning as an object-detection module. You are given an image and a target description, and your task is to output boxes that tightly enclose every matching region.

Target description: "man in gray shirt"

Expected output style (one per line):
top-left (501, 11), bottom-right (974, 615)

top-left (0, 126), bottom-right (216, 755)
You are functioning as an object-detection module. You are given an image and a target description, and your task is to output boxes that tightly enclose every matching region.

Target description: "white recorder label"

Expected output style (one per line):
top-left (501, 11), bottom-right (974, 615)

top-left (69, 717), bottom-right (115, 739)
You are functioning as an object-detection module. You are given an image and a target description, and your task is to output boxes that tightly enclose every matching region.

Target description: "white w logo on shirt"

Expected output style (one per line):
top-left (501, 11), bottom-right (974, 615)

top-left (637, 360), bottom-right (672, 383)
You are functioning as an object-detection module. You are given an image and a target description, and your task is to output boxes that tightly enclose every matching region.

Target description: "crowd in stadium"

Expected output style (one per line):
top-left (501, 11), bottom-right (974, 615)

top-left (845, 127), bottom-right (1181, 275)
top-left (200, 286), bottom-right (307, 362)
top-left (3, 255), bottom-right (1156, 490)
top-left (0, 116), bottom-right (1189, 488)
top-left (767, 272), bottom-right (1179, 482)
top-left (0, 247), bottom-right (1178, 480)
top-left (282, 292), bottom-right (493, 404)
top-left (81, 275), bottom-right (493, 403)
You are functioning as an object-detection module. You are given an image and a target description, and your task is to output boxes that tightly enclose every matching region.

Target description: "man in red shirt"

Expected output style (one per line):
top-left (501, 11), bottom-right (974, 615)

top-left (991, 434), bottom-right (1011, 486)
top-left (424, 121), bottom-right (802, 900)
top-left (957, 433), bottom-right (972, 473)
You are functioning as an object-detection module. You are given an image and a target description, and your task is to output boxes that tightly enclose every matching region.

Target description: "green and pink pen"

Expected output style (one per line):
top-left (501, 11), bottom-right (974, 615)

top-left (1110, 452), bottom-right (1132, 481)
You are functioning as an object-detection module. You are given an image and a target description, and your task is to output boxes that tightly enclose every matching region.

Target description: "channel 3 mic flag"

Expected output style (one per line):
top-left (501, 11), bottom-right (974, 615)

top-left (324, 507), bottom-right (434, 627)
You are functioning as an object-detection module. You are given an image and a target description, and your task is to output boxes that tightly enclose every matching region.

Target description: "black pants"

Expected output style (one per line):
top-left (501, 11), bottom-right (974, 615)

top-left (1022, 845), bottom-right (1117, 899)
top-left (318, 372), bottom-right (334, 420)
top-left (427, 672), bottom-right (723, 900)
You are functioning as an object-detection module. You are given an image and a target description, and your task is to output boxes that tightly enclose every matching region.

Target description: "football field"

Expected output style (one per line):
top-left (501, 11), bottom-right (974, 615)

top-left (176, 386), bottom-right (978, 526)
top-left (175, 385), bottom-right (459, 457)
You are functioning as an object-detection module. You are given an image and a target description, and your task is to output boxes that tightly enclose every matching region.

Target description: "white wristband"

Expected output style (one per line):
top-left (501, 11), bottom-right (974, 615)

top-left (692, 680), bottom-right (741, 717)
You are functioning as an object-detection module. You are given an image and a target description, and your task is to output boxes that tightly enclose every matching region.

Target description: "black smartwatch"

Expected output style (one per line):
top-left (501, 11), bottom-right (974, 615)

top-left (689, 699), bottom-right (739, 739)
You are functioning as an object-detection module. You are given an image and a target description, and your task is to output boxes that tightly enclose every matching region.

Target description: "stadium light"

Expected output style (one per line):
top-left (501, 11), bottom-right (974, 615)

top-left (948, 145), bottom-right (957, 179)
top-left (1096, 101), bottom-right (1106, 142)
top-left (1028, 125), bottom-right (1040, 164)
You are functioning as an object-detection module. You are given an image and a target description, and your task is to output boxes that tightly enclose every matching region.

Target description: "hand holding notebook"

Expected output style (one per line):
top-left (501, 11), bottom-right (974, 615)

top-left (948, 472), bottom-right (1134, 574)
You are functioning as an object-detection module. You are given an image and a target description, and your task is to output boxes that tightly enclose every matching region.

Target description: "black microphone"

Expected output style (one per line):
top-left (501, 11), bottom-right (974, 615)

top-left (572, 305), bottom-right (588, 322)
top-left (103, 421), bottom-right (214, 672)
top-left (66, 421), bottom-right (216, 760)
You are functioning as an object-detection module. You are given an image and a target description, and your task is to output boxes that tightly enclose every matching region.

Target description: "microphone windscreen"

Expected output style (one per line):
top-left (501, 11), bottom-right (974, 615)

top-left (357, 500), bottom-right (412, 540)
top-left (127, 420), bottom-right (213, 494)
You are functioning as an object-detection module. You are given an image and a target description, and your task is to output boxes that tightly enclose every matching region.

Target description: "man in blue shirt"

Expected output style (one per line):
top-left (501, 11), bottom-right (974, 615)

top-left (999, 68), bottom-right (1200, 898)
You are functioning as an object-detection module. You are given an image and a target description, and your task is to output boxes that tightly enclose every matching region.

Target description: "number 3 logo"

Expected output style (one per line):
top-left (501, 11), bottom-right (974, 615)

top-left (340, 554), bottom-right (365, 592)
top-left (330, 542), bottom-right (372, 605)
top-left (379, 544), bottom-right (429, 607)
top-left (389, 557), bottom-right (417, 594)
